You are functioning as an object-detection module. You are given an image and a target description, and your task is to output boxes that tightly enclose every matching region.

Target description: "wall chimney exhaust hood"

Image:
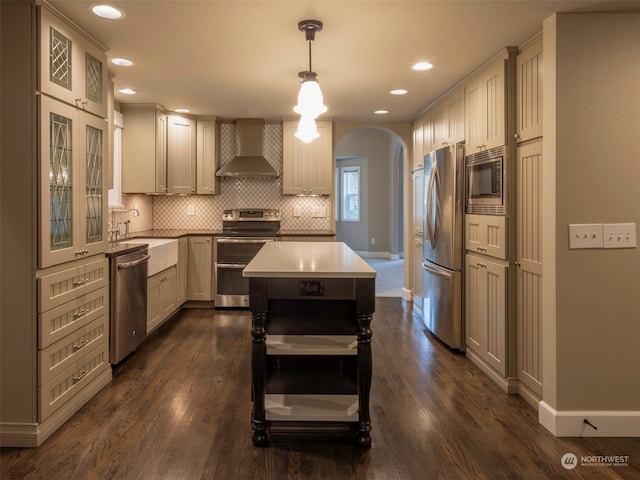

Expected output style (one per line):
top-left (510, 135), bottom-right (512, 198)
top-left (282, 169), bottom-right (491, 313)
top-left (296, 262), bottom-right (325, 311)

top-left (216, 118), bottom-right (279, 177)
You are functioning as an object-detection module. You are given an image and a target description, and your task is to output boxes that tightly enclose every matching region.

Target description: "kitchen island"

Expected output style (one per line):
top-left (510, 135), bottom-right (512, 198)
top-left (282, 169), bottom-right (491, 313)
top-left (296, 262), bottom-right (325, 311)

top-left (243, 242), bottom-right (376, 446)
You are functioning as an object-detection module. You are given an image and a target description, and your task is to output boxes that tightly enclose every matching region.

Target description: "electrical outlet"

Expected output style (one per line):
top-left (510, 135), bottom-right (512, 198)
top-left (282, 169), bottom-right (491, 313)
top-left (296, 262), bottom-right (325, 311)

top-left (293, 206), bottom-right (302, 218)
top-left (568, 224), bottom-right (603, 249)
top-left (311, 206), bottom-right (326, 218)
top-left (186, 205), bottom-right (196, 216)
top-left (603, 223), bottom-right (637, 249)
top-left (371, 238), bottom-right (376, 245)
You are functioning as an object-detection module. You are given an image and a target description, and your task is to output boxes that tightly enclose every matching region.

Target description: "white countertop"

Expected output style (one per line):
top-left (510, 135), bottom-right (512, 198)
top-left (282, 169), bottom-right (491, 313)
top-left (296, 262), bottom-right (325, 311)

top-left (243, 242), bottom-right (376, 278)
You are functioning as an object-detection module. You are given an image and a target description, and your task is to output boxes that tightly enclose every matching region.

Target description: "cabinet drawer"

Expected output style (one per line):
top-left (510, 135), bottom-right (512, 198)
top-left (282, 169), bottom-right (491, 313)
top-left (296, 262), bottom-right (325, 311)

top-left (269, 278), bottom-right (356, 300)
top-left (38, 257), bottom-right (108, 312)
top-left (39, 315), bottom-right (108, 386)
top-left (38, 286), bottom-right (108, 349)
top-left (38, 339), bottom-right (109, 421)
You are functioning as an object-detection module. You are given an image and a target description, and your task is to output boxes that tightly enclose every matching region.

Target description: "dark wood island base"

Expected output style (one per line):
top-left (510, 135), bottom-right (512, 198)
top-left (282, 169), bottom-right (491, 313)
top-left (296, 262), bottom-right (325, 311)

top-left (248, 269), bottom-right (375, 448)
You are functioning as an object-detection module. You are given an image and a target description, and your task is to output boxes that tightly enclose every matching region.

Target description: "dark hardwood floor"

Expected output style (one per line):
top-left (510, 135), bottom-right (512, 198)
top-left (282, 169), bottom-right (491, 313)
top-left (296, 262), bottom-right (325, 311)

top-left (2, 298), bottom-right (638, 479)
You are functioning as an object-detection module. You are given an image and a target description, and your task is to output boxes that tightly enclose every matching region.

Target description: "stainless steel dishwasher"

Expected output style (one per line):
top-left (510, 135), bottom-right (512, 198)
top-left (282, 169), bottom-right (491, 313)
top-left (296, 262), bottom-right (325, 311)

top-left (110, 247), bottom-right (149, 364)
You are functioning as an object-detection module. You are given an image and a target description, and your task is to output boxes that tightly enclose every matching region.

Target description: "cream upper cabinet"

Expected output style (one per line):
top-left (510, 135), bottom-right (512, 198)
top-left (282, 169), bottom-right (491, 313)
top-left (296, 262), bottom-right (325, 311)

top-left (283, 120), bottom-right (333, 195)
top-left (196, 119), bottom-right (220, 194)
top-left (421, 111), bottom-right (432, 156)
top-left (412, 119), bottom-right (424, 171)
top-left (516, 37), bottom-right (543, 142)
top-left (39, 7), bottom-right (107, 119)
top-left (465, 214), bottom-right (506, 260)
top-left (431, 87), bottom-right (465, 148)
top-left (167, 114), bottom-right (196, 194)
top-left (39, 96), bottom-right (107, 268)
top-left (465, 253), bottom-right (507, 376)
top-left (121, 104), bottom-right (167, 194)
top-left (465, 59), bottom-right (506, 152)
top-left (411, 112), bottom-right (432, 170)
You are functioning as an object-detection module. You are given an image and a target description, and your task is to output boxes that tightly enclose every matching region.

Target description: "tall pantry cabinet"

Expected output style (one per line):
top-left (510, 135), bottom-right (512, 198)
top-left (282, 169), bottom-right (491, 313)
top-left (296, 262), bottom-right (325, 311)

top-left (515, 36), bottom-right (544, 403)
top-left (1, 2), bottom-right (112, 447)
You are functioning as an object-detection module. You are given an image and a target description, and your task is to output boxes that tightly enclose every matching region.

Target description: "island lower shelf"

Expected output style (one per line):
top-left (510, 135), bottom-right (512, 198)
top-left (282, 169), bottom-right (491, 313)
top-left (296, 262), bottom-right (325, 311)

top-left (265, 394), bottom-right (359, 422)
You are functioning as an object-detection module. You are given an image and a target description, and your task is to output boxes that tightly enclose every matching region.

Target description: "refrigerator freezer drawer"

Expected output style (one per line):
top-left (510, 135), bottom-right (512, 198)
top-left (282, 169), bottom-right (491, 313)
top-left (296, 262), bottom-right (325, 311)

top-left (421, 261), bottom-right (464, 351)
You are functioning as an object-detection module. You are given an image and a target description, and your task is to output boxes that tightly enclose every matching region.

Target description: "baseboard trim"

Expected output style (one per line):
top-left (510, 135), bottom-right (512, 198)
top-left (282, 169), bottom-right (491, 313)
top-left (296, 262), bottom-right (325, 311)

top-left (539, 401), bottom-right (640, 437)
top-left (517, 382), bottom-right (542, 410)
top-left (466, 349), bottom-right (519, 394)
top-left (406, 289), bottom-right (418, 303)
top-left (355, 251), bottom-right (399, 260)
top-left (0, 367), bottom-right (112, 448)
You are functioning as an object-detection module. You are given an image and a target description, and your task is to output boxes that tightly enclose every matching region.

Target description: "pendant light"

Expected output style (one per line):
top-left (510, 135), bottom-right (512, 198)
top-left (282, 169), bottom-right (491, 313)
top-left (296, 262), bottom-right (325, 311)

top-left (294, 19), bottom-right (326, 142)
top-left (295, 116), bottom-right (320, 143)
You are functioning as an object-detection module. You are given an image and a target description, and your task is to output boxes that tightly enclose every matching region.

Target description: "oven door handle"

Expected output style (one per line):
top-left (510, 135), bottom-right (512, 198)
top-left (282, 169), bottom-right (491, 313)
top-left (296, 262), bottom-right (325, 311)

top-left (216, 238), bottom-right (275, 244)
top-left (216, 263), bottom-right (247, 269)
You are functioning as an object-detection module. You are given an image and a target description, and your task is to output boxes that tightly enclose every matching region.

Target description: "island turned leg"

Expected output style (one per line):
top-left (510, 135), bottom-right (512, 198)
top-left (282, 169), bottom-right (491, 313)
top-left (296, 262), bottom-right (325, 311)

top-left (356, 312), bottom-right (373, 447)
top-left (251, 310), bottom-right (268, 446)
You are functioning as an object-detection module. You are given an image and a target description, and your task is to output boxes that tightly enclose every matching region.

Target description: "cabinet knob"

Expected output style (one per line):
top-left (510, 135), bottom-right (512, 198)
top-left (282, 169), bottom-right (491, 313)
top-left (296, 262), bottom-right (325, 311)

top-left (515, 133), bottom-right (520, 140)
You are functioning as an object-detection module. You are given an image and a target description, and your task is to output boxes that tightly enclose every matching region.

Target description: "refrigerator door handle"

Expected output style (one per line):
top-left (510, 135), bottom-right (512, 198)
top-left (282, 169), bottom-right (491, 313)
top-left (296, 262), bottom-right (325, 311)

top-left (426, 161), bottom-right (441, 249)
top-left (421, 260), bottom-right (452, 280)
top-left (425, 165), bottom-right (435, 245)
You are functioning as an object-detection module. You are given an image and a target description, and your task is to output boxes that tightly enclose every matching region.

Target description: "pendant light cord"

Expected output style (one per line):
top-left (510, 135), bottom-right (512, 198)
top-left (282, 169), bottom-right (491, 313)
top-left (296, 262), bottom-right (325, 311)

top-left (308, 39), bottom-right (313, 73)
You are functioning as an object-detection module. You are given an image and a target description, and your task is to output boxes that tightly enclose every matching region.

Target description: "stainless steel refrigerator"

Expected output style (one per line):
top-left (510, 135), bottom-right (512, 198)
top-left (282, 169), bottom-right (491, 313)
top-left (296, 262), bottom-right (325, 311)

top-left (422, 142), bottom-right (465, 351)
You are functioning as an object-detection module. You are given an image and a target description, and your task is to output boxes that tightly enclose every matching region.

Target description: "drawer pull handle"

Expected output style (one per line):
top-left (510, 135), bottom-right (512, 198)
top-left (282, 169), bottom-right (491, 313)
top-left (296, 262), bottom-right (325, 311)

top-left (73, 340), bottom-right (88, 351)
top-left (73, 277), bottom-right (89, 287)
top-left (73, 370), bottom-right (88, 384)
top-left (73, 308), bottom-right (88, 319)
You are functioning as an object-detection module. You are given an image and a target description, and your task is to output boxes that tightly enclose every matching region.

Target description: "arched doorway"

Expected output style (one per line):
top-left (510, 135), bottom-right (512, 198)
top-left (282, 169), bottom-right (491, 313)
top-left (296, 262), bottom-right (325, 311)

top-left (334, 126), bottom-right (407, 297)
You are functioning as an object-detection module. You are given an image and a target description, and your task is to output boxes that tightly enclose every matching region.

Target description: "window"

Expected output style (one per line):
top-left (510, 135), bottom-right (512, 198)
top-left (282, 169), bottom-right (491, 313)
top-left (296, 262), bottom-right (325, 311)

top-left (339, 166), bottom-right (360, 221)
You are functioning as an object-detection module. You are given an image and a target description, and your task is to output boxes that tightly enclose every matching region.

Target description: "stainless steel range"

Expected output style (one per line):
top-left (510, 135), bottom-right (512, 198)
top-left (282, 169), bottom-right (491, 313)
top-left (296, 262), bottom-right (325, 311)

top-left (214, 208), bottom-right (280, 307)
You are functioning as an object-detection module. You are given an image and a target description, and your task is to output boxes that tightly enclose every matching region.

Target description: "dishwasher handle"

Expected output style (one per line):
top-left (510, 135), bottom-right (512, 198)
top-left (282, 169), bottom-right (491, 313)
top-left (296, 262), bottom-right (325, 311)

top-left (117, 255), bottom-right (150, 270)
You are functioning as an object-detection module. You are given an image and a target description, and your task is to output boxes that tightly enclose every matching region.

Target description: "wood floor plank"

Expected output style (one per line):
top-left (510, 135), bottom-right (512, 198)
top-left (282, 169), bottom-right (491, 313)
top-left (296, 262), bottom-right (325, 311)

top-left (1, 298), bottom-right (639, 479)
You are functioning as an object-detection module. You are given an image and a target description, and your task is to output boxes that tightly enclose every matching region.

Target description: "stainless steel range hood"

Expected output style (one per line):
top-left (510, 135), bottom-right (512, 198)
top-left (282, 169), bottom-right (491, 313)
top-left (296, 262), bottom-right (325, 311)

top-left (216, 118), bottom-right (279, 177)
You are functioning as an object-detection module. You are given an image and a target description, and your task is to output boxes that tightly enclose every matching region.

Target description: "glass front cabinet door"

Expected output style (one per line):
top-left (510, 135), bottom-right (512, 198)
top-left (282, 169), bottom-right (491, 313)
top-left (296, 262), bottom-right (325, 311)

top-left (39, 96), bottom-right (107, 268)
top-left (39, 7), bottom-right (108, 119)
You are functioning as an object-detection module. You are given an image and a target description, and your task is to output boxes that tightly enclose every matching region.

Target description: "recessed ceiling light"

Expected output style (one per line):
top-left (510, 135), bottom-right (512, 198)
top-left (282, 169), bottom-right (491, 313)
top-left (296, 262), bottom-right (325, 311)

top-left (91, 5), bottom-right (125, 19)
top-left (374, 110), bottom-right (389, 115)
top-left (111, 58), bottom-right (134, 67)
top-left (175, 109), bottom-right (190, 114)
top-left (118, 88), bottom-right (137, 95)
top-left (390, 89), bottom-right (408, 95)
top-left (412, 62), bottom-right (433, 71)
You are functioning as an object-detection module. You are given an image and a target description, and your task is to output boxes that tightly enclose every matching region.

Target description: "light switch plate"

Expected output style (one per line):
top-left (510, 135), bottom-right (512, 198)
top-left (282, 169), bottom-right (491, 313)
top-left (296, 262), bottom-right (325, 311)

top-left (293, 206), bottom-right (302, 218)
top-left (186, 205), bottom-right (196, 216)
top-left (603, 223), bottom-right (637, 249)
top-left (569, 224), bottom-right (603, 249)
top-left (311, 206), bottom-right (326, 218)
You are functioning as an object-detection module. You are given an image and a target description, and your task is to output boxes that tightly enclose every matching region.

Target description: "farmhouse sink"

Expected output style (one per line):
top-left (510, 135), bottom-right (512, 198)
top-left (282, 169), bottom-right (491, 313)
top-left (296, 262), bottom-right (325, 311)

top-left (125, 238), bottom-right (178, 276)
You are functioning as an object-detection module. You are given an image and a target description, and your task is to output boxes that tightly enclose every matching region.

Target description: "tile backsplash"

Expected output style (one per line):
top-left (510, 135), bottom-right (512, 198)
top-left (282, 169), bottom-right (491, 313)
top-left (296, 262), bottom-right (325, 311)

top-left (123, 122), bottom-right (331, 232)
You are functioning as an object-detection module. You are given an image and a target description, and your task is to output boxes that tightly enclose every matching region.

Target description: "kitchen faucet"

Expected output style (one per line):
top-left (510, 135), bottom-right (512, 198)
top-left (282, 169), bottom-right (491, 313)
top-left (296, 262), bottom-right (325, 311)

top-left (110, 208), bottom-right (140, 241)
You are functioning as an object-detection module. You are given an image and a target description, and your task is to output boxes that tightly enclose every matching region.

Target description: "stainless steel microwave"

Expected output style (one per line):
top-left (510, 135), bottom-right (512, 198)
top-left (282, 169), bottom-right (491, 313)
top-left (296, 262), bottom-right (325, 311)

top-left (465, 145), bottom-right (505, 215)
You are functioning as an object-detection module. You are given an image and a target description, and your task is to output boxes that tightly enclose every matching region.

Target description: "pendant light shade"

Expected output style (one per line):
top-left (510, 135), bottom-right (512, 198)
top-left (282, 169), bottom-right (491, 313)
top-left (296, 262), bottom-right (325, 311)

top-left (294, 72), bottom-right (327, 118)
top-left (294, 20), bottom-right (326, 142)
top-left (295, 116), bottom-right (320, 143)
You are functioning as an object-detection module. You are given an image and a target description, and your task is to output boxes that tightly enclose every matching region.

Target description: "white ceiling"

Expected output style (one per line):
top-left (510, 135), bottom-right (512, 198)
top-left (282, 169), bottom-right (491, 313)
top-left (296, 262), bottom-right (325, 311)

top-left (48, 0), bottom-right (639, 123)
